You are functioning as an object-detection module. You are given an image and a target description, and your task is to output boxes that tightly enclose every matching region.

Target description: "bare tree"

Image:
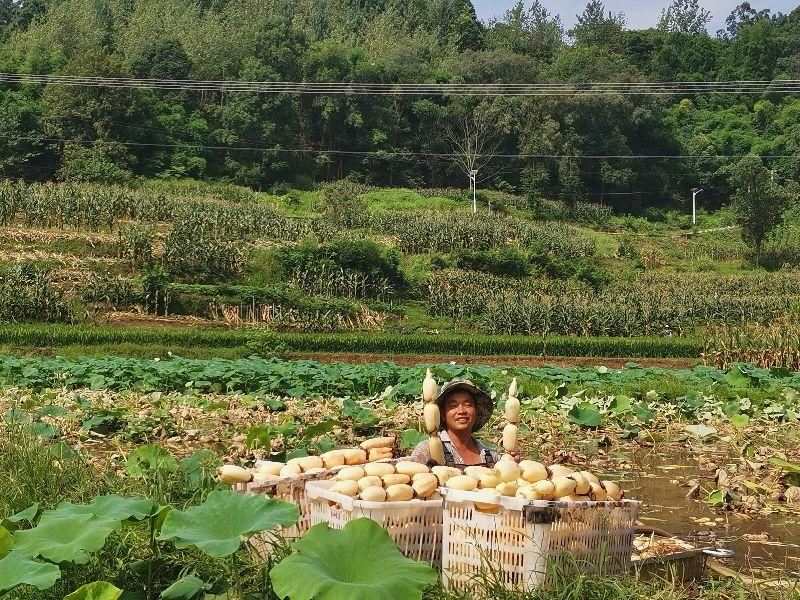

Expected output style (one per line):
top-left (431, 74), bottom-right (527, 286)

top-left (440, 103), bottom-right (506, 215)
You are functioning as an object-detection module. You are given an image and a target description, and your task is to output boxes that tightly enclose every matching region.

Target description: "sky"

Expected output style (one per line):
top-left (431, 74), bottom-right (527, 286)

top-left (472, 0), bottom-right (798, 35)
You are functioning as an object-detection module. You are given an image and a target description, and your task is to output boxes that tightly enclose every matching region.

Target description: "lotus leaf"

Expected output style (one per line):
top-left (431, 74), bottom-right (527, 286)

top-left (125, 445), bottom-right (179, 479)
top-left (0, 527), bottom-right (11, 558)
top-left (159, 575), bottom-right (209, 599)
top-left (3, 407), bottom-right (31, 425)
top-left (179, 450), bottom-right (221, 491)
top-left (64, 581), bottom-right (123, 600)
top-left (13, 513), bottom-right (120, 564)
top-left (25, 422), bottom-right (60, 438)
top-left (0, 550), bottom-right (61, 592)
top-left (50, 496), bottom-right (157, 522)
top-left (269, 518), bottom-right (437, 600)
top-left (568, 403), bottom-right (602, 427)
top-left (2, 503), bottom-right (39, 531)
top-left (158, 491), bottom-right (299, 557)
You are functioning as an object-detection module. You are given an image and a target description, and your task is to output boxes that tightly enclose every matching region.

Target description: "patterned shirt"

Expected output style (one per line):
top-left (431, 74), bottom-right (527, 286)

top-left (409, 430), bottom-right (501, 469)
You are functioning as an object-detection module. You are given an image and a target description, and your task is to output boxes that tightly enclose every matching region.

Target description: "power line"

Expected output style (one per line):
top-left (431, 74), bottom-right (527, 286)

top-left (4, 135), bottom-right (797, 161)
top-left (3, 73), bottom-right (800, 95)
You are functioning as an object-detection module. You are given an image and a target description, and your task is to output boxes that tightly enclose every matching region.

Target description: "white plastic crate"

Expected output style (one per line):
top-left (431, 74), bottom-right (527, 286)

top-left (441, 488), bottom-right (641, 591)
top-left (306, 479), bottom-right (443, 566)
top-left (233, 469), bottom-right (334, 551)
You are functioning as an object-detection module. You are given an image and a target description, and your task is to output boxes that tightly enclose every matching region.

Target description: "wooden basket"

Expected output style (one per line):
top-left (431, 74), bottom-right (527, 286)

top-left (441, 488), bottom-right (641, 591)
top-left (306, 479), bottom-right (443, 566)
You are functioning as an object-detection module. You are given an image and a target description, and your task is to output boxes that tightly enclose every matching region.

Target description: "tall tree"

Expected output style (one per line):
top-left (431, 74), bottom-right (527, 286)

top-left (569, 0), bottom-right (626, 47)
top-left (657, 0), bottom-right (712, 35)
top-left (486, 1), bottom-right (563, 65)
top-left (0, 0), bottom-right (15, 28)
top-left (718, 2), bottom-right (774, 39)
top-left (729, 155), bottom-right (792, 266)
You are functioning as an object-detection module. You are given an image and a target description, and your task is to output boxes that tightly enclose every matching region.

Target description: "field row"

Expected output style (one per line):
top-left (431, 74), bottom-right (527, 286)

top-left (0, 324), bottom-right (702, 359)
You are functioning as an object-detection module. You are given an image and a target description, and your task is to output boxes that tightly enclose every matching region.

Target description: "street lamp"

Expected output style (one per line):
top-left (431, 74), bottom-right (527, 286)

top-left (470, 169), bottom-right (478, 216)
top-left (691, 188), bottom-right (703, 226)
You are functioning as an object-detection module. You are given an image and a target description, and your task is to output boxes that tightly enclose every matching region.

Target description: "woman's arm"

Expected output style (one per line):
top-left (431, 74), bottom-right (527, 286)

top-left (408, 439), bottom-right (431, 464)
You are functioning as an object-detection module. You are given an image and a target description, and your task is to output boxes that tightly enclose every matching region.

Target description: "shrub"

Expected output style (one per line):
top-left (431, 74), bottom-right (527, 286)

top-left (453, 246), bottom-right (530, 277)
top-left (274, 237), bottom-right (407, 298)
top-left (320, 180), bottom-right (368, 228)
top-left (269, 182), bottom-right (293, 196)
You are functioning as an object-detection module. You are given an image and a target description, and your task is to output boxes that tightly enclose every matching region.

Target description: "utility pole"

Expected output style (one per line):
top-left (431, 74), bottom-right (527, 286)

top-left (692, 188), bottom-right (703, 226)
top-left (470, 170), bottom-right (478, 216)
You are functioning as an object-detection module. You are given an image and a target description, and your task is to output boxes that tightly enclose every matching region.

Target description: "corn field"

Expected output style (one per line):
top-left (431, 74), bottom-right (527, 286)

top-left (289, 264), bottom-right (395, 302)
top-left (428, 269), bottom-right (800, 337)
top-left (702, 316), bottom-right (800, 371)
top-left (0, 265), bottom-right (71, 323)
top-left (0, 180), bottom-right (331, 242)
top-left (211, 303), bottom-right (385, 332)
top-left (371, 211), bottom-right (596, 258)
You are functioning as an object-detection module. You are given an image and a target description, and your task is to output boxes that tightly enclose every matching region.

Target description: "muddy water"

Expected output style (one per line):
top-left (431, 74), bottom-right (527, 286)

top-left (616, 449), bottom-right (800, 577)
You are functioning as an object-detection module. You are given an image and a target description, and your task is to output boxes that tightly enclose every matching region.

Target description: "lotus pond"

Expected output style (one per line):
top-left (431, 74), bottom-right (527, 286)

top-left (1, 356), bottom-right (799, 599)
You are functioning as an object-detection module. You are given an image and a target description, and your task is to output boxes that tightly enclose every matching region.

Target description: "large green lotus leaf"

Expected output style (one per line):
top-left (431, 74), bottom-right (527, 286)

top-left (0, 527), bottom-right (11, 558)
top-left (13, 513), bottom-right (119, 564)
top-left (159, 575), bottom-right (209, 599)
top-left (125, 445), bottom-right (179, 479)
top-left (269, 519), bottom-right (437, 600)
top-left (64, 581), bottom-right (123, 600)
top-left (50, 496), bottom-right (157, 522)
top-left (0, 550), bottom-right (61, 592)
top-left (158, 491), bottom-right (299, 558)
top-left (2, 503), bottom-right (40, 531)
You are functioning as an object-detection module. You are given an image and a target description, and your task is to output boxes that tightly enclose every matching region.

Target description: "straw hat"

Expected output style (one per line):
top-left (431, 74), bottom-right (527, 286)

top-left (436, 379), bottom-right (493, 432)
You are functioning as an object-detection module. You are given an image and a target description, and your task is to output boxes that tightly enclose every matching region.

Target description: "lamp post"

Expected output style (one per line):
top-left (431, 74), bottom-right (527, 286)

top-left (470, 169), bottom-right (478, 216)
top-left (691, 188), bottom-right (703, 226)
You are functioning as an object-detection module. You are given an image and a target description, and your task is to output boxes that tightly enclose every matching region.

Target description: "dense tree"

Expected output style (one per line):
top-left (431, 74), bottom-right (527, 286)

top-left (657, 0), bottom-right (712, 35)
top-left (718, 2), bottom-right (775, 39)
top-left (486, 1), bottom-right (563, 66)
top-left (0, 0), bottom-right (15, 29)
top-left (0, 0), bottom-right (796, 208)
top-left (729, 155), bottom-right (793, 265)
top-left (130, 38), bottom-right (192, 79)
top-left (569, 0), bottom-right (626, 49)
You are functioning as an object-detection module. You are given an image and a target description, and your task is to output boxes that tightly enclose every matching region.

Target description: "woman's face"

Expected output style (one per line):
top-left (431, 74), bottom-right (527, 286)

top-left (443, 390), bottom-right (477, 433)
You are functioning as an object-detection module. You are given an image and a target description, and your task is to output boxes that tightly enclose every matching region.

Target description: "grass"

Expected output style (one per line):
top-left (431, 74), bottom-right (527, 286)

top-left (0, 325), bottom-right (704, 359)
top-left (0, 343), bottom-right (254, 360)
top-left (361, 189), bottom-right (467, 212)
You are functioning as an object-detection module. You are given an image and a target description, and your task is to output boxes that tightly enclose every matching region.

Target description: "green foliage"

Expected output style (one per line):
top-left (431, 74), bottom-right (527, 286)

top-left (63, 581), bottom-right (123, 600)
top-left (159, 575), bottom-right (210, 600)
top-left (0, 264), bottom-right (71, 323)
top-left (125, 445), bottom-right (179, 479)
top-left (269, 519), bottom-right (437, 600)
top-left (13, 512), bottom-right (120, 564)
top-left (275, 236), bottom-right (407, 299)
top-left (0, 326), bottom-right (703, 368)
top-left (158, 491), bottom-right (299, 557)
top-left (729, 155), bottom-right (794, 265)
top-left (320, 181), bottom-right (368, 228)
top-left (453, 246), bottom-right (530, 278)
top-left (51, 496), bottom-right (158, 522)
top-left (0, 550), bottom-right (61, 593)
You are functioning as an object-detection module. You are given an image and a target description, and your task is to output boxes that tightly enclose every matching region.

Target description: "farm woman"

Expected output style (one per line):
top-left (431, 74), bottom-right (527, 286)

top-left (409, 379), bottom-right (501, 468)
